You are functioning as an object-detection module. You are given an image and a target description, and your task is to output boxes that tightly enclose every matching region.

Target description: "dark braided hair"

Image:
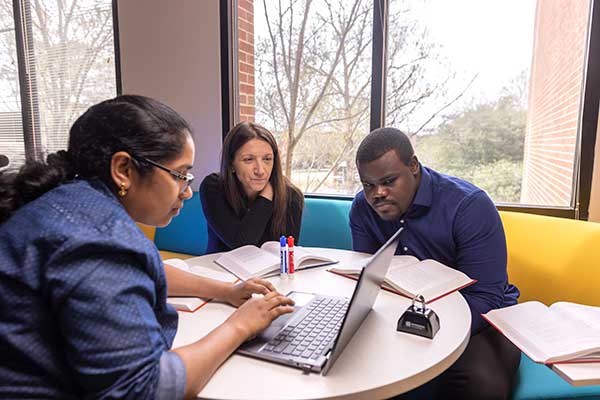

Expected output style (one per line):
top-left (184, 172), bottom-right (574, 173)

top-left (0, 95), bottom-right (191, 224)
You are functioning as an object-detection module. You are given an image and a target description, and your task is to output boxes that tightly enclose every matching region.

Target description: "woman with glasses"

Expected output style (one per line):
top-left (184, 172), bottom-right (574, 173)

top-left (0, 95), bottom-right (294, 399)
top-left (200, 121), bottom-right (304, 253)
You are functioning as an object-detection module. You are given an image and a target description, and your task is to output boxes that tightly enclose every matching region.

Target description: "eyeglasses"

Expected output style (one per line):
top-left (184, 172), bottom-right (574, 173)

top-left (133, 156), bottom-right (194, 192)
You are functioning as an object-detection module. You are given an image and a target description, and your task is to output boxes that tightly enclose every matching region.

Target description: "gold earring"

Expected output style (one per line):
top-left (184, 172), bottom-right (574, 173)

top-left (118, 182), bottom-right (127, 197)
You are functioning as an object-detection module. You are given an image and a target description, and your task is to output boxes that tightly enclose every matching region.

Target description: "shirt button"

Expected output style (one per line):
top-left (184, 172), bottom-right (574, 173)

top-left (400, 219), bottom-right (405, 224)
top-left (403, 246), bottom-right (408, 252)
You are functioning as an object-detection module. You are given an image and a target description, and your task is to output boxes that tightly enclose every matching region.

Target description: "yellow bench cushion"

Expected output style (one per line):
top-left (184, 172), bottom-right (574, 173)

top-left (500, 211), bottom-right (600, 306)
top-left (137, 224), bottom-right (156, 242)
top-left (158, 250), bottom-right (194, 260)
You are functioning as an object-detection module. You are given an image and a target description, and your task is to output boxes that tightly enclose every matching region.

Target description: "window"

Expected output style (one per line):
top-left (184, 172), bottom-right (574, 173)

top-left (230, 0), bottom-right (598, 217)
top-left (0, 4), bottom-right (24, 167)
top-left (386, 0), bottom-right (589, 208)
top-left (236, 0), bottom-right (373, 194)
top-left (0, 0), bottom-right (117, 168)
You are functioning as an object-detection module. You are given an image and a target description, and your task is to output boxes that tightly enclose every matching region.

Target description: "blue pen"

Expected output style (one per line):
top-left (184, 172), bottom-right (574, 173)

top-left (279, 235), bottom-right (287, 278)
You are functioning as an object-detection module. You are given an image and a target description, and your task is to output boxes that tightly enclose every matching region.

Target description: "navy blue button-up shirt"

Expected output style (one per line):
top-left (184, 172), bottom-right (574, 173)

top-left (0, 179), bottom-right (183, 399)
top-left (350, 165), bottom-right (519, 334)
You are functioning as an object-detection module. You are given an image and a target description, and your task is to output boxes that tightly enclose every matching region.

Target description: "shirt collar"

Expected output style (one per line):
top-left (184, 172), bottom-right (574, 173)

top-left (409, 164), bottom-right (433, 211)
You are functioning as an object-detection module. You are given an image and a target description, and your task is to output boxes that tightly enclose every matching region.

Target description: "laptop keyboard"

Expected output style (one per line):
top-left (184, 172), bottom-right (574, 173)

top-left (263, 296), bottom-right (349, 360)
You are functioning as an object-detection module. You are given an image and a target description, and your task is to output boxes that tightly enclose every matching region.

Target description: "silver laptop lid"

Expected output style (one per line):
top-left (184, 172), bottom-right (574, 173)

top-left (321, 227), bottom-right (403, 375)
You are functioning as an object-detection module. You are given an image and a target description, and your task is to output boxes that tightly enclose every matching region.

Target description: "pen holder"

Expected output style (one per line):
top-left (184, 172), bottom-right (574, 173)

top-left (397, 295), bottom-right (440, 339)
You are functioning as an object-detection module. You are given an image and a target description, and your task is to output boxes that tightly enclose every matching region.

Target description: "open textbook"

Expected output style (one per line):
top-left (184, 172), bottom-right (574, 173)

top-left (328, 255), bottom-right (476, 303)
top-left (483, 301), bottom-right (600, 364)
top-left (214, 242), bottom-right (337, 280)
top-left (164, 258), bottom-right (238, 312)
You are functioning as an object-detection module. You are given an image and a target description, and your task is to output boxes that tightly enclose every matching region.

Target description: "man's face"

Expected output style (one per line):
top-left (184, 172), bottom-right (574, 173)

top-left (358, 150), bottom-right (420, 221)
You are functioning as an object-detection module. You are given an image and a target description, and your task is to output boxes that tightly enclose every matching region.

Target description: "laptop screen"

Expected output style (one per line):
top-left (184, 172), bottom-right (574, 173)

top-left (322, 227), bottom-right (402, 375)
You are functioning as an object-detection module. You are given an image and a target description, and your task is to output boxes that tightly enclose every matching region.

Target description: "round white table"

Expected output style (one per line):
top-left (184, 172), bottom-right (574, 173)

top-left (173, 248), bottom-right (471, 400)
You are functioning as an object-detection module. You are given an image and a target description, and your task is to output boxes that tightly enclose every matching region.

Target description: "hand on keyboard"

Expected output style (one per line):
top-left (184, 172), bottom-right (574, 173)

top-left (223, 277), bottom-right (277, 307)
top-left (226, 291), bottom-right (295, 340)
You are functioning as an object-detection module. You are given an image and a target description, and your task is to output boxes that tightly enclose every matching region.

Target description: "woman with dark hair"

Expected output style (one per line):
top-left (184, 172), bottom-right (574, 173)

top-left (200, 121), bottom-right (304, 253)
top-left (0, 95), bottom-right (293, 400)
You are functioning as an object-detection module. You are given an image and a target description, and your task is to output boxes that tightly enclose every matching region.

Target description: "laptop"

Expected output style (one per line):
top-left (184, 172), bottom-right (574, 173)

top-left (237, 227), bottom-right (402, 375)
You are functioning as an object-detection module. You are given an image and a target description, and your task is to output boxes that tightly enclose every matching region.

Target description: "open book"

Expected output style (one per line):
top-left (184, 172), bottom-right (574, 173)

top-left (328, 255), bottom-right (476, 303)
top-left (483, 301), bottom-right (600, 364)
top-left (164, 258), bottom-right (238, 312)
top-left (214, 242), bottom-right (337, 280)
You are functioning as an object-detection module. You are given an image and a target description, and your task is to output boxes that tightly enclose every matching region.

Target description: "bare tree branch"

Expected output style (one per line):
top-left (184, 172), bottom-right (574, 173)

top-left (412, 74), bottom-right (478, 135)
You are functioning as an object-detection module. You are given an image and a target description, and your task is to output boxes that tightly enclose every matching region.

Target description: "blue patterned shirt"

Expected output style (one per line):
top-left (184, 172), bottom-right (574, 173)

top-left (0, 179), bottom-right (185, 399)
top-left (350, 166), bottom-right (520, 334)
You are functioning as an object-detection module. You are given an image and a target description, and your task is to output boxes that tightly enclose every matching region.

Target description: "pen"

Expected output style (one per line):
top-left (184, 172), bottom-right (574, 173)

top-left (287, 236), bottom-right (295, 278)
top-left (279, 235), bottom-right (288, 278)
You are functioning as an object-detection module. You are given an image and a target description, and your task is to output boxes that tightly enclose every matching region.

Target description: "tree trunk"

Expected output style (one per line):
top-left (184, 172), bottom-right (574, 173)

top-left (285, 139), bottom-right (296, 178)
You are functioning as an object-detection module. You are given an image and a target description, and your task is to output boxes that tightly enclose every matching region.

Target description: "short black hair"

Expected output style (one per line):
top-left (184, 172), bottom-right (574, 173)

top-left (356, 127), bottom-right (414, 165)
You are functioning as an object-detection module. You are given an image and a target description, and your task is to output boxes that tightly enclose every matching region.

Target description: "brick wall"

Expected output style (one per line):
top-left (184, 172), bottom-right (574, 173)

top-left (521, 0), bottom-right (589, 206)
top-left (237, 0), bottom-right (255, 122)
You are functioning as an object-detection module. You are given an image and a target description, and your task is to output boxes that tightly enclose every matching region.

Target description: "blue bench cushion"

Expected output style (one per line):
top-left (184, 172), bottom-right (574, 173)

top-left (299, 197), bottom-right (353, 250)
top-left (154, 192), bottom-right (207, 256)
top-left (155, 194), bottom-right (354, 256)
top-left (512, 355), bottom-right (600, 400)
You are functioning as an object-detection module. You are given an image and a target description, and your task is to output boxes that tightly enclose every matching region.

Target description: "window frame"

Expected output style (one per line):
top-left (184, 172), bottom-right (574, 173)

top-left (13, 0), bottom-right (42, 162)
top-left (112, 0), bottom-right (122, 96)
top-left (223, 0), bottom-right (599, 219)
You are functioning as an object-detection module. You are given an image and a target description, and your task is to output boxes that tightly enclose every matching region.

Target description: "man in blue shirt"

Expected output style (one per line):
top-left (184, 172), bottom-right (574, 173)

top-left (350, 127), bottom-right (521, 399)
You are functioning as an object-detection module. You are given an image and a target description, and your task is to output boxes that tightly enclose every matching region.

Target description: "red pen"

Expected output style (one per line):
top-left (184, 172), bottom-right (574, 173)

top-left (287, 236), bottom-right (295, 276)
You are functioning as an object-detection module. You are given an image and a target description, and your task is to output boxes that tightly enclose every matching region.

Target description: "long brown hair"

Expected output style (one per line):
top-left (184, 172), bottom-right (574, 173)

top-left (220, 122), bottom-right (303, 238)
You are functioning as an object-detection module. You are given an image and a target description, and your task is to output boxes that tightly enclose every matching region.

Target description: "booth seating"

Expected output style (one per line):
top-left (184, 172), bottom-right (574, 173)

top-left (138, 192), bottom-right (207, 260)
top-left (501, 211), bottom-right (600, 400)
top-left (142, 193), bottom-right (600, 400)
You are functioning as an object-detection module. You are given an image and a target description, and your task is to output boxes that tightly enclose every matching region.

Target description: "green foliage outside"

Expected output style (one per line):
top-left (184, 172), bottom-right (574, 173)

top-left (416, 95), bottom-right (526, 203)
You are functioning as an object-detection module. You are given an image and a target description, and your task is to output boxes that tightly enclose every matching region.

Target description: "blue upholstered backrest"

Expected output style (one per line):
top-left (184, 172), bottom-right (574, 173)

top-left (299, 197), bottom-right (353, 250)
top-left (153, 193), bottom-right (354, 255)
top-left (154, 192), bottom-right (208, 256)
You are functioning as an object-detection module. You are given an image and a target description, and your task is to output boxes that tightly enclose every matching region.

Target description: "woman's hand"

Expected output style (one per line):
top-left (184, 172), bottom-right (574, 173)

top-left (222, 277), bottom-right (277, 307)
top-left (226, 291), bottom-right (295, 339)
top-left (173, 291), bottom-right (294, 398)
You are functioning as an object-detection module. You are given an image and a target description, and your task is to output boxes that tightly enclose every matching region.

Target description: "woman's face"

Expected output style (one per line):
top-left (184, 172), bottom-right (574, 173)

top-left (126, 134), bottom-right (195, 227)
top-left (232, 138), bottom-right (274, 198)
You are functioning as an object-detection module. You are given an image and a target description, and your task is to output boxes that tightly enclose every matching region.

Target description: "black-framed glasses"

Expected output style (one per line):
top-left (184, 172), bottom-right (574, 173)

top-left (134, 156), bottom-right (194, 192)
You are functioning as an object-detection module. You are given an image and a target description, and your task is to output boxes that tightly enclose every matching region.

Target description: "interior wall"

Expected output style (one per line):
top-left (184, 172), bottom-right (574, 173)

top-left (115, 0), bottom-right (222, 190)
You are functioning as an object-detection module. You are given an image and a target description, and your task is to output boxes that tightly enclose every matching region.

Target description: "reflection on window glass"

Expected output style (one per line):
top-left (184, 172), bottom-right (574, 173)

top-left (386, 0), bottom-right (589, 207)
top-left (239, 0), bottom-right (373, 195)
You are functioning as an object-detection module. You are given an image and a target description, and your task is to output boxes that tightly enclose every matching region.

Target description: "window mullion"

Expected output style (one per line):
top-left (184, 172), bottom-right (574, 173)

top-left (369, 0), bottom-right (388, 132)
top-left (13, 0), bottom-right (43, 162)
